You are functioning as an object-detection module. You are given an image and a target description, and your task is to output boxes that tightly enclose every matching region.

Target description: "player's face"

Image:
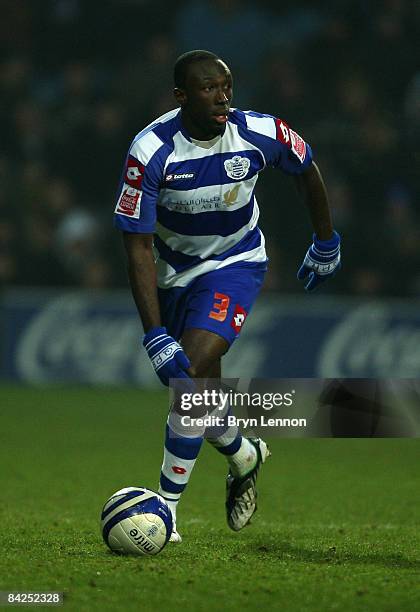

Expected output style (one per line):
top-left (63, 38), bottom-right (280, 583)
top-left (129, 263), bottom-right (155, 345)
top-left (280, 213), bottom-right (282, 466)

top-left (175, 59), bottom-right (233, 140)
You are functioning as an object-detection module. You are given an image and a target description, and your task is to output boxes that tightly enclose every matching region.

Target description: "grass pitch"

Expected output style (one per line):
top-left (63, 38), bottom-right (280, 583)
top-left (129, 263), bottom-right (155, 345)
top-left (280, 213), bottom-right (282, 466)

top-left (1, 386), bottom-right (419, 611)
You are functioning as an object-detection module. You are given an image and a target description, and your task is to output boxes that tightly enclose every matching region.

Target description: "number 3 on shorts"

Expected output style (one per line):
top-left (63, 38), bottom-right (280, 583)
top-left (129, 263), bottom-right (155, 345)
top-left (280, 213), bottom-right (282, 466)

top-left (209, 292), bottom-right (230, 322)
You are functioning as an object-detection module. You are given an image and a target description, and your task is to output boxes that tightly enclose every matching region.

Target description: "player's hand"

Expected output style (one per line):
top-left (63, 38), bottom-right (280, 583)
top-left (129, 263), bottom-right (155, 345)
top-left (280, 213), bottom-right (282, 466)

top-left (297, 230), bottom-right (341, 292)
top-left (143, 327), bottom-right (191, 386)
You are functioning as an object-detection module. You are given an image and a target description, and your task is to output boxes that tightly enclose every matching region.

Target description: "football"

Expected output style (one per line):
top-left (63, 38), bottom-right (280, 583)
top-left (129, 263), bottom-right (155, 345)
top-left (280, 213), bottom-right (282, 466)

top-left (101, 487), bottom-right (173, 556)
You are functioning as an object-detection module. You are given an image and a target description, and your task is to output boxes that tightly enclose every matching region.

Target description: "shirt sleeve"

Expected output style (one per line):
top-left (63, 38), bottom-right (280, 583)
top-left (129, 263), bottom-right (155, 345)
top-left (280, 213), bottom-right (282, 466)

top-left (113, 131), bottom-right (165, 233)
top-left (243, 111), bottom-right (313, 175)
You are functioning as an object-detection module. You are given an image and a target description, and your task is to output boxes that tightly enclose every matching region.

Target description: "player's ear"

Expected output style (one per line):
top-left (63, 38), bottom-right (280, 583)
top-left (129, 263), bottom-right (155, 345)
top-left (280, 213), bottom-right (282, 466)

top-left (174, 87), bottom-right (187, 107)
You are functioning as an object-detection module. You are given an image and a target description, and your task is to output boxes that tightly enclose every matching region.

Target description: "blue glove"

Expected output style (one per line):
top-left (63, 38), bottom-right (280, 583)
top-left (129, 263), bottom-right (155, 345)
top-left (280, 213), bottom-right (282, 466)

top-left (143, 327), bottom-right (191, 386)
top-left (297, 230), bottom-right (341, 292)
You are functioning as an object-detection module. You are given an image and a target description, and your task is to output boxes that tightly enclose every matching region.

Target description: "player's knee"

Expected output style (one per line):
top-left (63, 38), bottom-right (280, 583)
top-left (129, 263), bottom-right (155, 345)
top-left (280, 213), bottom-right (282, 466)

top-left (180, 328), bottom-right (227, 378)
top-left (187, 360), bottom-right (214, 379)
top-left (186, 363), bottom-right (199, 379)
top-left (185, 353), bottom-right (221, 379)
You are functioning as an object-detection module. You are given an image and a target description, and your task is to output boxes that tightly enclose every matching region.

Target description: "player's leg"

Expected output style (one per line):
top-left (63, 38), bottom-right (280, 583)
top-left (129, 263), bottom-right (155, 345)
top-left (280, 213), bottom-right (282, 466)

top-left (179, 327), bottom-right (271, 532)
top-left (207, 412), bottom-right (271, 531)
top-left (157, 264), bottom-right (269, 538)
top-left (183, 266), bottom-right (270, 531)
top-left (174, 266), bottom-right (270, 533)
top-left (157, 328), bottom-right (228, 541)
top-left (187, 342), bottom-right (262, 486)
top-left (158, 420), bottom-right (203, 542)
top-left (199, 356), bottom-right (271, 531)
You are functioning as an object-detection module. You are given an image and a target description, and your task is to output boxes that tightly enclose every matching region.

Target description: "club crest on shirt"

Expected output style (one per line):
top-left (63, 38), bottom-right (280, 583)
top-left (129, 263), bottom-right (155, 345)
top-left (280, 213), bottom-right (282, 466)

top-left (224, 155), bottom-right (250, 180)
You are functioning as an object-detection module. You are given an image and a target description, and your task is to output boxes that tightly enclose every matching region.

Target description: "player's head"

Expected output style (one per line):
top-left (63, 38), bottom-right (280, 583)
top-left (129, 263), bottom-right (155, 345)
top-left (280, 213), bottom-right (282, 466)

top-left (174, 50), bottom-right (233, 139)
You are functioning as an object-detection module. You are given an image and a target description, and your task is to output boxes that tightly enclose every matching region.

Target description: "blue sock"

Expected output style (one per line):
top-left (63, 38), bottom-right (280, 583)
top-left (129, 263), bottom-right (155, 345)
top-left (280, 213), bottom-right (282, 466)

top-left (158, 424), bottom-right (203, 524)
top-left (207, 415), bottom-right (257, 476)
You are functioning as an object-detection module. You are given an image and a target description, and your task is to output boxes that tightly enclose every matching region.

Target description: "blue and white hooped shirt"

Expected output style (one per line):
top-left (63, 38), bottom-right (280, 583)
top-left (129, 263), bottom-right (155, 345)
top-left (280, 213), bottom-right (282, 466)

top-left (114, 108), bottom-right (313, 288)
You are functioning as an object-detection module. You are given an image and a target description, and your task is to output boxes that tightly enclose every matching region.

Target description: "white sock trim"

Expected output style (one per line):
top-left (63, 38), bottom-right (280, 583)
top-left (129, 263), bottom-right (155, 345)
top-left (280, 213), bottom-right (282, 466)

top-left (227, 438), bottom-right (257, 477)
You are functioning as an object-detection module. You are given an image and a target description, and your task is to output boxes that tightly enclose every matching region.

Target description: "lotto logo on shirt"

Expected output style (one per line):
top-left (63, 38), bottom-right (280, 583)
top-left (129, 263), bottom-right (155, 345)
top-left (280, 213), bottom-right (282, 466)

top-left (115, 187), bottom-right (141, 218)
top-left (274, 118), bottom-right (290, 145)
top-left (125, 155), bottom-right (145, 189)
top-left (230, 304), bottom-right (247, 333)
top-left (165, 173), bottom-right (195, 182)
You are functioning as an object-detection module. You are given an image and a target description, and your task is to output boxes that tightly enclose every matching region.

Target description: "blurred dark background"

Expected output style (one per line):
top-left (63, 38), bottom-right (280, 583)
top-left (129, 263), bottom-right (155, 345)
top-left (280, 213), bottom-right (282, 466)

top-left (1, 0), bottom-right (419, 296)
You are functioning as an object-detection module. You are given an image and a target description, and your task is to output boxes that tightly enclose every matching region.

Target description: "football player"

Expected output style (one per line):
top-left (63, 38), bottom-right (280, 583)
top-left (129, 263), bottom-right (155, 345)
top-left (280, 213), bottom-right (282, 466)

top-left (114, 50), bottom-right (341, 541)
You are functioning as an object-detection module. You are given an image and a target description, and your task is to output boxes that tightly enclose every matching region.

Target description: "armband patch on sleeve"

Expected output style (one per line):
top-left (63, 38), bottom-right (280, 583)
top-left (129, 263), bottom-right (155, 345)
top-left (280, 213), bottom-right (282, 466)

top-left (115, 186), bottom-right (142, 218)
top-left (289, 129), bottom-right (306, 163)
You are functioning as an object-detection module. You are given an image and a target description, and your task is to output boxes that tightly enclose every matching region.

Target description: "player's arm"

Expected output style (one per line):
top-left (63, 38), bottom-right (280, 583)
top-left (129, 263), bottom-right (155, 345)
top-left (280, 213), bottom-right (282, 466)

top-left (266, 117), bottom-right (340, 291)
top-left (241, 111), bottom-right (341, 291)
top-left (114, 141), bottom-right (191, 385)
top-left (293, 160), bottom-right (341, 291)
top-left (294, 161), bottom-right (333, 241)
top-left (123, 232), bottom-right (161, 332)
top-left (122, 231), bottom-right (191, 386)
